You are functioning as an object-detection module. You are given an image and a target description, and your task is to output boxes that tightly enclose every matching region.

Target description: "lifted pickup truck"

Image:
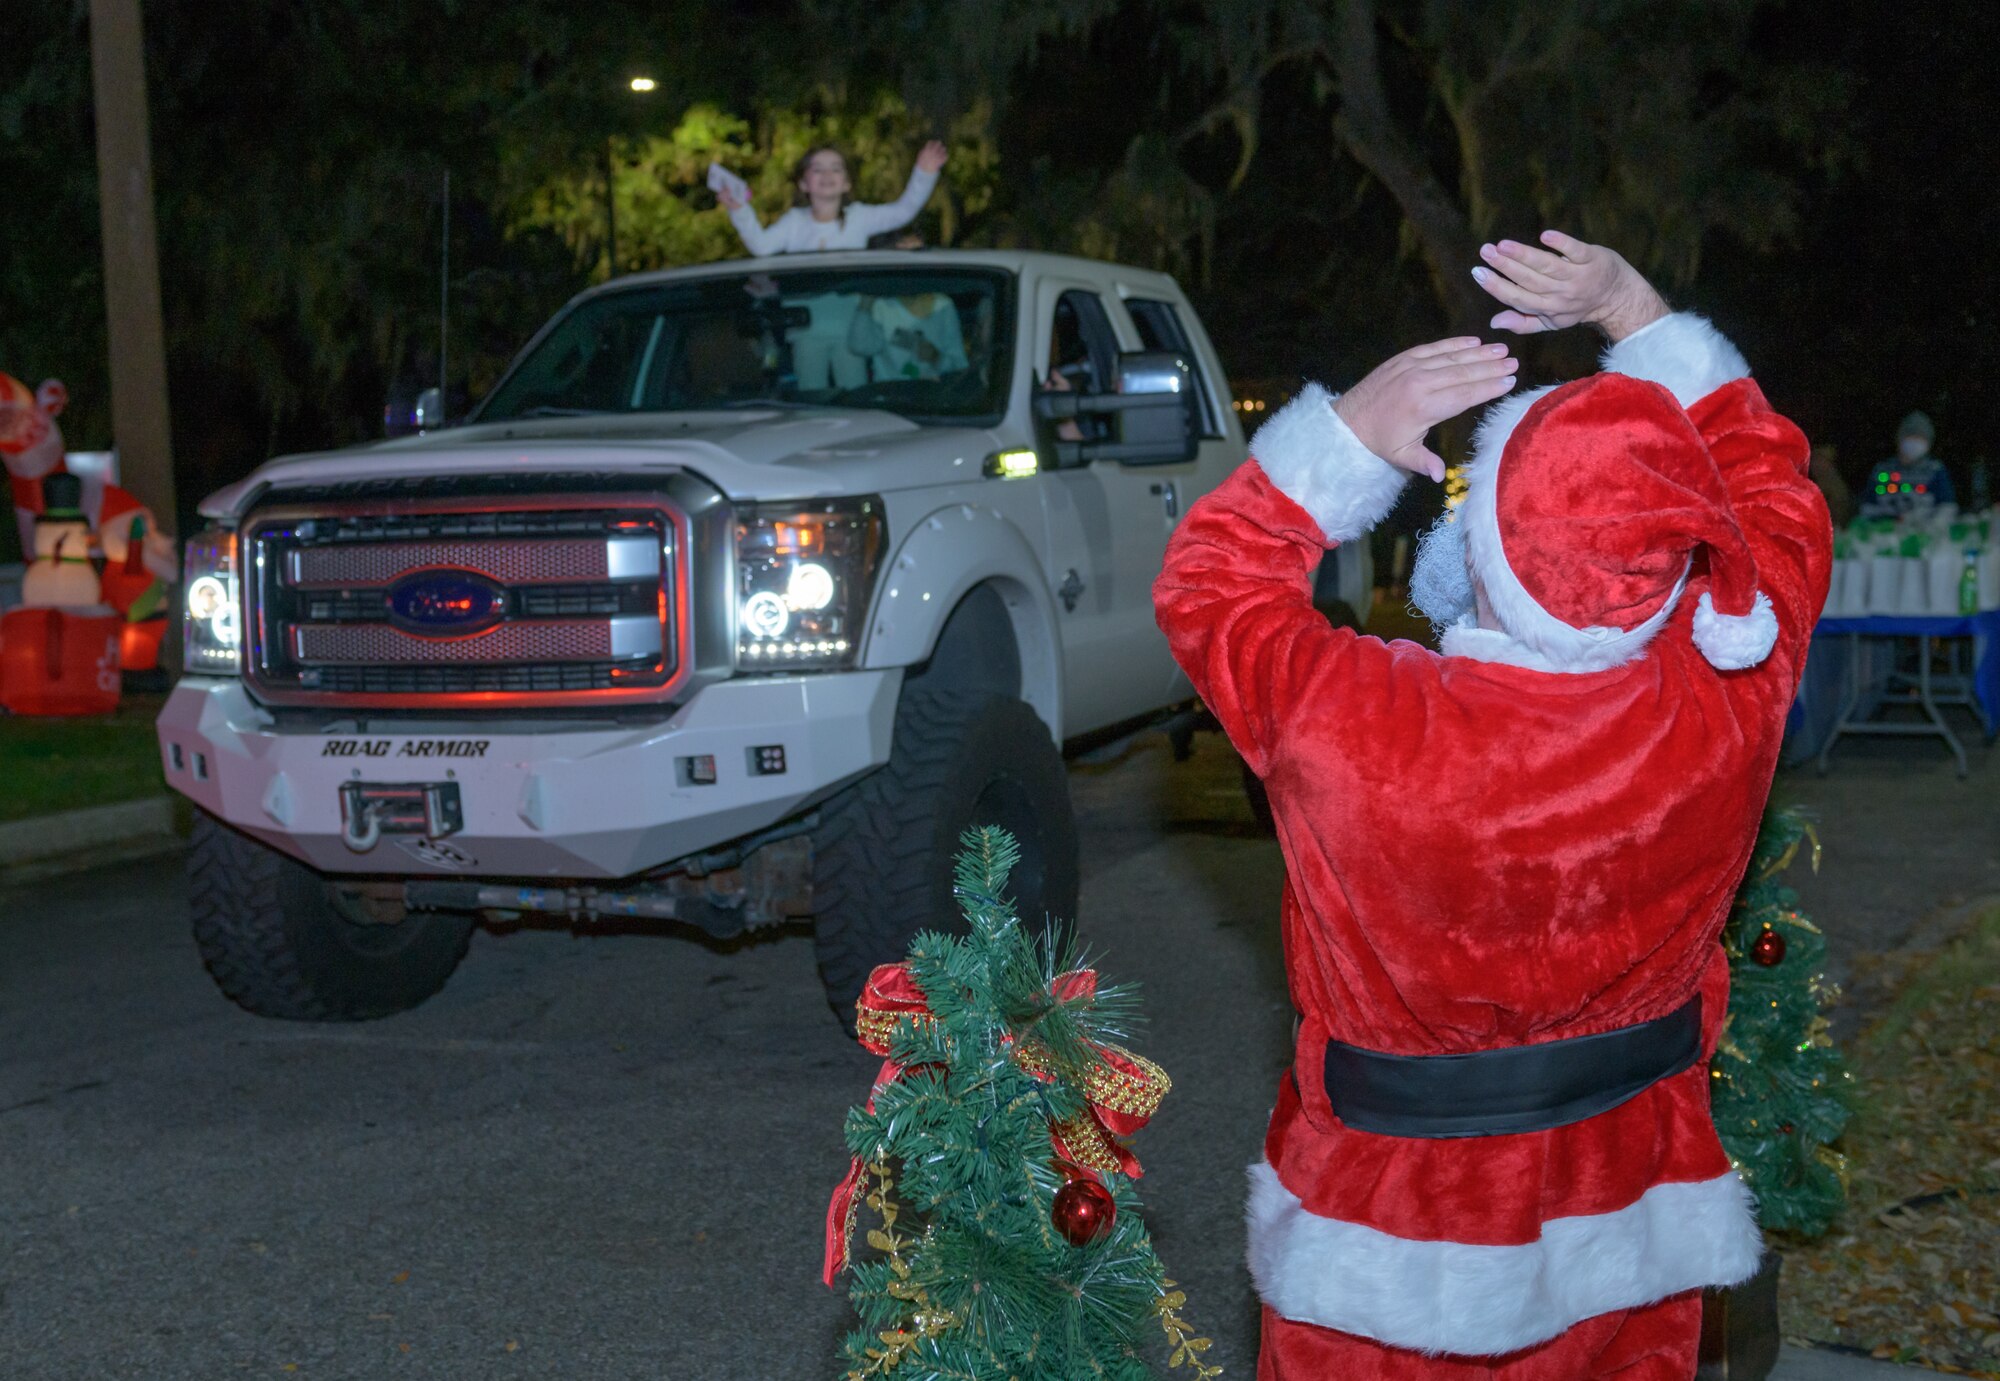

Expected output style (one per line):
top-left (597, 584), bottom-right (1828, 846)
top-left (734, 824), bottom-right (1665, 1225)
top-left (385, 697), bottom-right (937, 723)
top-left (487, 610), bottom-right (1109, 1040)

top-left (158, 249), bottom-right (1369, 1021)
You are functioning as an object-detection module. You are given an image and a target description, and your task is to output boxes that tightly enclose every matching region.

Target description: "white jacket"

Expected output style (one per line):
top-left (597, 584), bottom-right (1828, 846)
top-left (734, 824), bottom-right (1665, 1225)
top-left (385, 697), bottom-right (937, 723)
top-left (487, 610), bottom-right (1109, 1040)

top-left (728, 167), bottom-right (939, 256)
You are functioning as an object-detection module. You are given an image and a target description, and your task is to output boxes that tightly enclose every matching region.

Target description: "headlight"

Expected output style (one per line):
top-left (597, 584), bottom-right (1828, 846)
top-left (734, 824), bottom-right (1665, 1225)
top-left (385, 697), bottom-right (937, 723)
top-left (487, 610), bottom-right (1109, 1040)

top-left (182, 526), bottom-right (241, 673)
top-left (734, 498), bottom-right (884, 670)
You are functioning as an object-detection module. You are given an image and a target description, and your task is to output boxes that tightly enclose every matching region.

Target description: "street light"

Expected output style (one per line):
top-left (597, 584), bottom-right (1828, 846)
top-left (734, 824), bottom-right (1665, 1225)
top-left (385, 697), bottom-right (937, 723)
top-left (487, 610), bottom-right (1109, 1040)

top-left (606, 77), bottom-right (659, 279)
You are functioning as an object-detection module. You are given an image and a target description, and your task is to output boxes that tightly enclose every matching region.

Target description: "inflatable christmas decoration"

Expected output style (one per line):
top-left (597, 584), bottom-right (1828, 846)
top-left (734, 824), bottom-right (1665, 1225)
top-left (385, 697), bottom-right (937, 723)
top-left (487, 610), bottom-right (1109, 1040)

top-left (1, 471), bottom-right (123, 715)
top-left (0, 370), bottom-right (175, 682)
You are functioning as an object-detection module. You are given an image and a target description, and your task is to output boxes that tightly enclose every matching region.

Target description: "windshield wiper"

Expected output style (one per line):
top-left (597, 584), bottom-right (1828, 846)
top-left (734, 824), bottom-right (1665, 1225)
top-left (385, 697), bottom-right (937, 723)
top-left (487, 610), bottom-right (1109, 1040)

top-left (718, 398), bottom-right (821, 411)
top-left (513, 405), bottom-right (604, 419)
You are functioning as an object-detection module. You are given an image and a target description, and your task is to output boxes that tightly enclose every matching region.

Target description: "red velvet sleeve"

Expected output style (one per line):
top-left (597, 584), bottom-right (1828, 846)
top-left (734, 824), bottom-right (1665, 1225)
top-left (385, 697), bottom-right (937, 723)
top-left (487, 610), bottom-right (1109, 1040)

top-left (1686, 379), bottom-right (1833, 682)
top-left (1153, 460), bottom-right (1382, 777)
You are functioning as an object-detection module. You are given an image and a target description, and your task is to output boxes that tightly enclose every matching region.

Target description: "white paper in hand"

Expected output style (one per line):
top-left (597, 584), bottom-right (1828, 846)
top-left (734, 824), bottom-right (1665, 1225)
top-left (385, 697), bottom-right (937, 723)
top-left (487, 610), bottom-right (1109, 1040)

top-left (707, 163), bottom-right (750, 205)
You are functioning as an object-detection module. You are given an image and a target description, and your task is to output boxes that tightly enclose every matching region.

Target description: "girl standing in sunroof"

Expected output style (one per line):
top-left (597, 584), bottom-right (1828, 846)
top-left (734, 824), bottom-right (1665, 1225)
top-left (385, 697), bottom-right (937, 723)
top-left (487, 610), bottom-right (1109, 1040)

top-left (721, 141), bottom-right (949, 256)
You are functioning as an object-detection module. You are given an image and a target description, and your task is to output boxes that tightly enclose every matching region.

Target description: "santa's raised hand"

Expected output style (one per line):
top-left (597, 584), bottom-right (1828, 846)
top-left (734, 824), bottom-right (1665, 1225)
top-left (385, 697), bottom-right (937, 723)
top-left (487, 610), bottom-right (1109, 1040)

top-left (1472, 231), bottom-right (1670, 343)
top-left (1331, 338), bottom-right (1518, 482)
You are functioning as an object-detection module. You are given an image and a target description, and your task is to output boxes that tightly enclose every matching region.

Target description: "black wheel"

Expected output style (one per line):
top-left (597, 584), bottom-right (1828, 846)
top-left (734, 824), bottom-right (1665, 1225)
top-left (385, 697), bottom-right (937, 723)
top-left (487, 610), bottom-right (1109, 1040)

top-left (811, 689), bottom-right (1079, 1021)
top-left (187, 812), bottom-right (475, 1021)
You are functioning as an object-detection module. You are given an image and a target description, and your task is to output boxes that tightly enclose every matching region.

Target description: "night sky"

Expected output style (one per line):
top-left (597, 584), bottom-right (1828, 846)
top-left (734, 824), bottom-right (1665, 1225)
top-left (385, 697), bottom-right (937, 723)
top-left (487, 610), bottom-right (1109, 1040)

top-left (2, 0), bottom-right (1996, 542)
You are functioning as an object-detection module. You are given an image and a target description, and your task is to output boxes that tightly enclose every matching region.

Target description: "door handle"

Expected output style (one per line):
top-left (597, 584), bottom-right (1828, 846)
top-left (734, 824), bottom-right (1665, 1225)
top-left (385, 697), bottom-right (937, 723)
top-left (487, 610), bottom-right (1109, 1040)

top-left (1149, 481), bottom-right (1179, 519)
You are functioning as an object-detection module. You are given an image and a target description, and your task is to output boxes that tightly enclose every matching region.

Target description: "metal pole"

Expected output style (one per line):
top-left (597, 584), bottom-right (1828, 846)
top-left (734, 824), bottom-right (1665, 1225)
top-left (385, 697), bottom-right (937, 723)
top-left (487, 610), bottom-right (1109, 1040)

top-left (440, 168), bottom-right (449, 411)
top-left (604, 138), bottom-right (618, 280)
top-left (87, 0), bottom-right (176, 527)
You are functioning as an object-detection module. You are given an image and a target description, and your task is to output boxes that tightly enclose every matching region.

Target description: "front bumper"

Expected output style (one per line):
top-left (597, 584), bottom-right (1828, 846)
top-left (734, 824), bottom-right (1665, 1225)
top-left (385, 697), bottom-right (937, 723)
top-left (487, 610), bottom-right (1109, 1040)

top-left (156, 672), bottom-right (900, 878)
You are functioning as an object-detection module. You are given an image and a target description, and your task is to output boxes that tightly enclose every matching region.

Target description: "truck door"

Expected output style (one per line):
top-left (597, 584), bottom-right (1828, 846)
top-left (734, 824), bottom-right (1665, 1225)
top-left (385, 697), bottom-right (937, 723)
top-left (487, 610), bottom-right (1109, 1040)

top-left (1033, 281), bottom-right (1187, 735)
top-left (1119, 293), bottom-right (1241, 702)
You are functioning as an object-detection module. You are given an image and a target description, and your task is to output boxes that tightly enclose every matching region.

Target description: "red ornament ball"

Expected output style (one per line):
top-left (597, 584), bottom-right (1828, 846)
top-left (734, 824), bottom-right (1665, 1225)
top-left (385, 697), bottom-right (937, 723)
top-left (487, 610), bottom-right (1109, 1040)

top-left (1052, 1176), bottom-right (1117, 1246)
top-left (1750, 927), bottom-right (1786, 967)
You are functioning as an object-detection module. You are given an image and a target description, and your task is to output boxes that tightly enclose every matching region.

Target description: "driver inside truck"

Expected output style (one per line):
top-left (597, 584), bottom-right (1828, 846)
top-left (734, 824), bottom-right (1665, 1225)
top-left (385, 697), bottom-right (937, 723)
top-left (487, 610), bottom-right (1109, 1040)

top-left (1040, 295), bottom-right (1108, 445)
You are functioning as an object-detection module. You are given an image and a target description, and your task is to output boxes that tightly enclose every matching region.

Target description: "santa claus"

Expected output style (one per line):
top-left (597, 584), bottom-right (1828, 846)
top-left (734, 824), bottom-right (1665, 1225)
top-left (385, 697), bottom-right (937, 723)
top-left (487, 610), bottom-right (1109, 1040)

top-left (1, 372), bottom-right (177, 594)
top-left (1154, 232), bottom-right (1830, 1380)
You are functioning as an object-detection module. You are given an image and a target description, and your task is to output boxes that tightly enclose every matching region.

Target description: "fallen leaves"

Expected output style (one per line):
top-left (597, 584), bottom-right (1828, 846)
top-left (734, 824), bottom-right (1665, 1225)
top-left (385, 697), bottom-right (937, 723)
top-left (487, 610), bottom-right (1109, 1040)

top-left (1775, 907), bottom-right (2000, 1379)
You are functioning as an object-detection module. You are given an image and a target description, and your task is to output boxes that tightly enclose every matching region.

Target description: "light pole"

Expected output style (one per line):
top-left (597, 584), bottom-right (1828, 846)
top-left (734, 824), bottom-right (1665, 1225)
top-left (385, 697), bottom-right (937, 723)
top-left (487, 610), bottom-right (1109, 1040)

top-left (607, 77), bottom-right (658, 280)
top-left (88, 0), bottom-right (175, 530)
top-left (603, 139), bottom-right (617, 279)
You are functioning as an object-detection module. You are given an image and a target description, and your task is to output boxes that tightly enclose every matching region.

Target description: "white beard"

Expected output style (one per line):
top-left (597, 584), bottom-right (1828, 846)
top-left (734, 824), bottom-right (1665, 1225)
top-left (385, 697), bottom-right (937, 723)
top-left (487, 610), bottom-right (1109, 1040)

top-left (1408, 514), bottom-right (1474, 636)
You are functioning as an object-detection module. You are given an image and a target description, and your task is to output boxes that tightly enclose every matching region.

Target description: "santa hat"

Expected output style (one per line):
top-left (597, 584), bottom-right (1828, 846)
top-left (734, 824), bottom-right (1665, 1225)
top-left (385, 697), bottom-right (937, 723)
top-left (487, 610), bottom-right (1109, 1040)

top-left (0, 372), bottom-right (43, 455)
top-left (1458, 313), bottom-right (1776, 673)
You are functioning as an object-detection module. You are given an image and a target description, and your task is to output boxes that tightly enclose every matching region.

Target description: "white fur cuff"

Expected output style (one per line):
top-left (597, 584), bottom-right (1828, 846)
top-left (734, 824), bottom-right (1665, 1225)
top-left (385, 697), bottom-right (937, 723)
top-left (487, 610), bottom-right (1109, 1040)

top-left (1250, 382), bottom-right (1408, 544)
top-left (1600, 313), bottom-right (1750, 407)
top-left (1246, 1160), bottom-right (1764, 1356)
top-left (1691, 590), bottom-right (1779, 669)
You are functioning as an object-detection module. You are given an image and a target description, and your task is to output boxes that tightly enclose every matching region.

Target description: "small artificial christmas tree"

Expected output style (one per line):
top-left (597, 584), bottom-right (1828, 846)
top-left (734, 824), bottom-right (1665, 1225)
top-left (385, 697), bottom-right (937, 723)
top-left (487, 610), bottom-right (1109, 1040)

top-left (826, 827), bottom-right (1217, 1380)
top-left (1710, 804), bottom-right (1852, 1236)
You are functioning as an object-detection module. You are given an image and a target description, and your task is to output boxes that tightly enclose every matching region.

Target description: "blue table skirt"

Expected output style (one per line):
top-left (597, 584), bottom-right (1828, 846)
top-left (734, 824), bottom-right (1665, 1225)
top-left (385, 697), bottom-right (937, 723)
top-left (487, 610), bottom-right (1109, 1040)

top-left (1783, 610), bottom-right (2000, 763)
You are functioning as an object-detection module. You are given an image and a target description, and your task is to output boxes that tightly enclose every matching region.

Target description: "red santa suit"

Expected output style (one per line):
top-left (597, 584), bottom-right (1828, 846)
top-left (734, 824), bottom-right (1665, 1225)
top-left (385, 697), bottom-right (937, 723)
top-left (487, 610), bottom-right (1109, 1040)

top-left (1153, 314), bottom-right (1831, 1378)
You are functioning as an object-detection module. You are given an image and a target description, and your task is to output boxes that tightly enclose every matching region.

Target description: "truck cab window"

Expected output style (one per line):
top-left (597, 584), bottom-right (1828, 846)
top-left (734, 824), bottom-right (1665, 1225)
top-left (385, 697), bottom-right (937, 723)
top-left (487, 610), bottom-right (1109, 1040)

top-left (1046, 290), bottom-right (1119, 443)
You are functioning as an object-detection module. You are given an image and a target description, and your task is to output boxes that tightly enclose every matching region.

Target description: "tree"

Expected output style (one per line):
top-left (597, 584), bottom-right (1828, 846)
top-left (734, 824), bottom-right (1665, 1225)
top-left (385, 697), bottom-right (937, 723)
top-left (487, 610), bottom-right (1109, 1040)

top-left (2, 0), bottom-right (756, 519)
top-left (1710, 804), bottom-right (1851, 1237)
top-left (829, 827), bottom-right (1215, 1380)
top-left (814, 0), bottom-right (1852, 334)
top-left (509, 91), bottom-right (1001, 276)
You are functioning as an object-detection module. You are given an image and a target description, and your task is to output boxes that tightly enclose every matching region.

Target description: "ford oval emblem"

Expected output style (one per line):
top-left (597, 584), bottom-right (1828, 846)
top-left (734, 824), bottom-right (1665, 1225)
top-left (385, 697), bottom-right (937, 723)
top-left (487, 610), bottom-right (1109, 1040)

top-left (386, 571), bottom-right (507, 635)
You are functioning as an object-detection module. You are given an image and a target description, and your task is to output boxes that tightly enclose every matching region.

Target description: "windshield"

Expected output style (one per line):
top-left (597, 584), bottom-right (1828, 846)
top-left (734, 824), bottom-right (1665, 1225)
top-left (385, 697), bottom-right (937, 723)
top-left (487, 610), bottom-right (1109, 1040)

top-left (476, 266), bottom-right (1015, 426)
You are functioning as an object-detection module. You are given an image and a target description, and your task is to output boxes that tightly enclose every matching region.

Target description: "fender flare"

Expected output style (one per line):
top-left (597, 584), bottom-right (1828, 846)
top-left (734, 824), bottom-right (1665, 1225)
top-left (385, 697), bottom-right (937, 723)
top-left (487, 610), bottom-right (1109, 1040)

top-left (861, 503), bottom-right (1064, 741)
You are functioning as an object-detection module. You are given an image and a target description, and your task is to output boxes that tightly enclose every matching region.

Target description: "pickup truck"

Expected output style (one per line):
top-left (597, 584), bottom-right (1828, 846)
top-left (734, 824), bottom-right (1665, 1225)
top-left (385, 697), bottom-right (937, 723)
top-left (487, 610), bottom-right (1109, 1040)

top-left (157, 248), bottom-right (1370, 1022)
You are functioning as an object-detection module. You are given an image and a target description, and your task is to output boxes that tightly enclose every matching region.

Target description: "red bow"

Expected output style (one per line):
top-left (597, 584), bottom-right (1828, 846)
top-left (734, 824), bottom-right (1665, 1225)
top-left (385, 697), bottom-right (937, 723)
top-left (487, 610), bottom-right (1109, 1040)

top-left (822, 961), bottom-right (1171, 1285)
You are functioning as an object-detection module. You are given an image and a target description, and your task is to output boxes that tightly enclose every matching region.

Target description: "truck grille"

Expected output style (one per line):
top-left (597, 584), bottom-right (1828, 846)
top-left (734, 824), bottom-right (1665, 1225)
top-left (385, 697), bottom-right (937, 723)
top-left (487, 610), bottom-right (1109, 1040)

top-left (243, 497), bottom-right (689, 708)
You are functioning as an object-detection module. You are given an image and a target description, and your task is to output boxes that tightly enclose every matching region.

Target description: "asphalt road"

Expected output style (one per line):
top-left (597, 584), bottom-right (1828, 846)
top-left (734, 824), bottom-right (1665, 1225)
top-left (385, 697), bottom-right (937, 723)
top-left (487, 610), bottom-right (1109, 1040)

top-left (0, 731), bottom-right (1290, 1379)
top-left (2, 725), bottom-right (1985, 1379)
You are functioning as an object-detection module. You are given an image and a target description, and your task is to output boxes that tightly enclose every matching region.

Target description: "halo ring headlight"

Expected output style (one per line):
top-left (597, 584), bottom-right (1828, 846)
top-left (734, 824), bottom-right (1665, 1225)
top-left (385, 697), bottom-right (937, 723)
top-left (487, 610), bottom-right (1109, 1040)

top-left (743, 590), bottom-right (790, 640)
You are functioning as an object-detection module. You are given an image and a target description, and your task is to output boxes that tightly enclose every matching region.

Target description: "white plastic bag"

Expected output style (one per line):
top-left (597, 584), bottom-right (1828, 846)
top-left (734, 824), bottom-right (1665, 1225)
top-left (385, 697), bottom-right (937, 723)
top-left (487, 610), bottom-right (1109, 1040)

top-left (1898, 557), bottom-right (1931, 614)
top-left (1867, 555), bottom-right (1905, 614)
top-left (1929, 551), bottom-right (1967, 614)
top-left (1838, 558), bottom-right (1870, 617)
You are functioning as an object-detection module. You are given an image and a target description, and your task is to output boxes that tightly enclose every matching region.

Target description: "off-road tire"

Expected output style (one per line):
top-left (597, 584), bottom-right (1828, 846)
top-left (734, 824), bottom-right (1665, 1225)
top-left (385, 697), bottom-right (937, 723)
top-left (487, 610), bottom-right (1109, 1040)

top-left (187, 812), bottom-right (475, 1021)
top-left (811, 689), bottom-right (1079, 1021)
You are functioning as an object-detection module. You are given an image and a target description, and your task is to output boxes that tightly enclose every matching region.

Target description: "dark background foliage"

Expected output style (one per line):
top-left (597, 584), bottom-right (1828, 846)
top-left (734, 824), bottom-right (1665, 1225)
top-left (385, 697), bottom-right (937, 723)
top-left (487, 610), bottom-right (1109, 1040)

top-left (2, 0), bottom-right (1993, 544)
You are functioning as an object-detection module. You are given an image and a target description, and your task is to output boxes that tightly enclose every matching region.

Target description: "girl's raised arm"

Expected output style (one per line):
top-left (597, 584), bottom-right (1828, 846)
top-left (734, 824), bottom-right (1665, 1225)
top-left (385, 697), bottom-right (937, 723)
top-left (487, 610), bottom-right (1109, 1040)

top-left (726, 197), bottom-right (786, 257)
top-left (847, 141), bottom-right (947, 239)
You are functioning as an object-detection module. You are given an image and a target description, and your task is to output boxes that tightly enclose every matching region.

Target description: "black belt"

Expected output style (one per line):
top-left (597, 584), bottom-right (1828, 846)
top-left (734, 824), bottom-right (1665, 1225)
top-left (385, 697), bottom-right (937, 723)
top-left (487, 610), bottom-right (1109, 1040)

top-left (1320, 995), bottom-right (1702, 1139)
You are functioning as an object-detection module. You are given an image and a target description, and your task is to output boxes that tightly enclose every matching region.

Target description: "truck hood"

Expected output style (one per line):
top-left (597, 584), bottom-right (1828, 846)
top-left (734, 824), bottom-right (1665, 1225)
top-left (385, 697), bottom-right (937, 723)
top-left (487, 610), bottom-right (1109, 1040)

top-left (198, 408), bottom-right (1003, 519)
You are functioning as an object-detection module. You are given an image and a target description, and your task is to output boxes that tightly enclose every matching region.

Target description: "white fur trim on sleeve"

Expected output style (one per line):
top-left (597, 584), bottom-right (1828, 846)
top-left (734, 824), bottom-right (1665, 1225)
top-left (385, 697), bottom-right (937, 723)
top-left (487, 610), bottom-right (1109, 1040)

top-left (1246, 1161), bottom-right (1764, 1355)
top-left (1600, 313), bottom-right (1750, 408)
top-left (1691, 590), bottom-right (1779, 669)
top-left (1250, 382), bottom-right (1408, 543)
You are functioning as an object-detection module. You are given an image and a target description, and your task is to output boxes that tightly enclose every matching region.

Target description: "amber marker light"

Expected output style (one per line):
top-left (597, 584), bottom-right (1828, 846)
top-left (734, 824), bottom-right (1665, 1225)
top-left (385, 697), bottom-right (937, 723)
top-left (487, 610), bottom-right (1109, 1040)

top-left (984, 449), bottom-right (1039, 479)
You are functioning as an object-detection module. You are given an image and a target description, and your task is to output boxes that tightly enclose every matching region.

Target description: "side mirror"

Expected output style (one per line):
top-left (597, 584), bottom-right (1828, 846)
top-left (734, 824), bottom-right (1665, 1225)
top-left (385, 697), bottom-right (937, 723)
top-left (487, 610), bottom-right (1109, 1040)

top-left (385, 385), bottom-right (447, 438)
top-left (1033, 350), bottom-right (1197, 466)
top-left (1109, 350), bottom-right (1196, 465)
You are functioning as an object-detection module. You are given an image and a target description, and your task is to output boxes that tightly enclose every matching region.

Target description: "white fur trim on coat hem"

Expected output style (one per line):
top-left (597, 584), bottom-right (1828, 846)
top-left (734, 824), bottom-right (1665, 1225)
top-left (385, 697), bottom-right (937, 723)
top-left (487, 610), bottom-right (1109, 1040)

top-left (1691, 590), bottom-right (1779, 669)
top-left (1245, 1161), bottom-right (1763, 1356)
top-left (1600, 313), bottom-right (1750, 408)
top-left (1251, 382), bottom-right (1409, 544)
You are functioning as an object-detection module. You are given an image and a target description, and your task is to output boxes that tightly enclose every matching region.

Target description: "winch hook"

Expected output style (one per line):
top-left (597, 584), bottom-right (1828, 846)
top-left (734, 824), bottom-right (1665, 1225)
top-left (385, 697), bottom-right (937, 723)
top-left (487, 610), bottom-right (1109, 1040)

top-left (342, 798), bottom-right (384, 853)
